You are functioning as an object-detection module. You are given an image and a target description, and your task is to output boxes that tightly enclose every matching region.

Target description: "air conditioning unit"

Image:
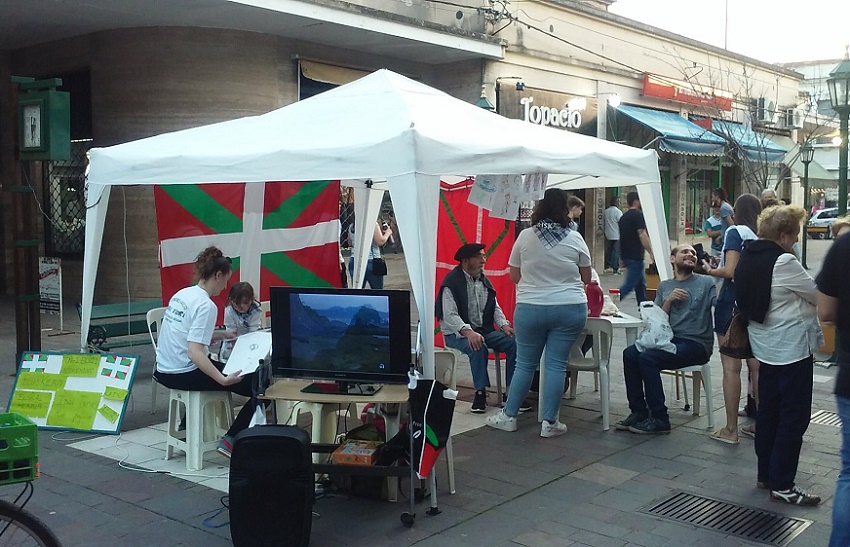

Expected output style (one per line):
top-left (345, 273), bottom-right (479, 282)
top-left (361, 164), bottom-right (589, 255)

top-left (785, 108), bottom-right (804, 129)
top-left (756, 97), bottom-right (777, 124)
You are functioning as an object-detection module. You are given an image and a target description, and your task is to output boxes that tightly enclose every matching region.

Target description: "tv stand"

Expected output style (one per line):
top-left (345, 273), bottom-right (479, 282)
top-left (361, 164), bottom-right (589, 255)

top-left (301, 381), bottom-right (383, 396)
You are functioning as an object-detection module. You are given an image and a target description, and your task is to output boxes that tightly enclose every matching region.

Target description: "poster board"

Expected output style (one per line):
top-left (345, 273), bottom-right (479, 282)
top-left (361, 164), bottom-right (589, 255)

top-left (7, 352), bottom-right (139, 434)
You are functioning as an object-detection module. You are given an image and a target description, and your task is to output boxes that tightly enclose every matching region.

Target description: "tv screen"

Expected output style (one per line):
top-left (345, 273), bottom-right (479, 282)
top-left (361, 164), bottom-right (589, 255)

top-left (270, 287), bottom-right (412, 386)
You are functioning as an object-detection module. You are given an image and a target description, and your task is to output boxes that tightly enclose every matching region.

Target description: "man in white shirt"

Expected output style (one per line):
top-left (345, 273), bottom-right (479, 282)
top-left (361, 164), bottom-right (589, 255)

top-left (603, 196), bottom-right (623, 274)
top-left (436, 243), bottom-right (525, 413)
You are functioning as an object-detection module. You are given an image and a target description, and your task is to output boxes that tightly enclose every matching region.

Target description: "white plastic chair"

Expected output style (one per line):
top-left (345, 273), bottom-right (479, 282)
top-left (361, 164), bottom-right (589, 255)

top-left (673, 364), bottom-right (715, 430)
top-left (434, 347), bottom-right (458, 494)
top-left (146, 306), bottom-right (167, 414)
top-left (260, 300), bottom-right (271, 329)
top-left (567, 317), bottom-right (614, 430)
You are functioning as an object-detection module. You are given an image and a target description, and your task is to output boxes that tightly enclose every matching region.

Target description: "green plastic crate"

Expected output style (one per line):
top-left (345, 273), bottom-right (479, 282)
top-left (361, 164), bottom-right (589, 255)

top-left (0, 413), bottom-right (39, 485)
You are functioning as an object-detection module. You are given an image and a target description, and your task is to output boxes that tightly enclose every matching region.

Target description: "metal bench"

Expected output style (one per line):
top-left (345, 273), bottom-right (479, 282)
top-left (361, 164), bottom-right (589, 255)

top-left (77, 300), bottom-right (163, 351)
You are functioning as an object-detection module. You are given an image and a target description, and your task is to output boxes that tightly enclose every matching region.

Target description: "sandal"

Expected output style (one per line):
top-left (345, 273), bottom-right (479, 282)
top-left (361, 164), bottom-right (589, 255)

top-left (709, 429), bottom-right (739, 445)
top-left (741, 424), bottom-right (756, 438)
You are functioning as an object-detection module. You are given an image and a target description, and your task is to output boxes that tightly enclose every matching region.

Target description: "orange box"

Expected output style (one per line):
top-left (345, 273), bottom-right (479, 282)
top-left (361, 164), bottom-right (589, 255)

top-left (330, 440), bottom-right (382, 466)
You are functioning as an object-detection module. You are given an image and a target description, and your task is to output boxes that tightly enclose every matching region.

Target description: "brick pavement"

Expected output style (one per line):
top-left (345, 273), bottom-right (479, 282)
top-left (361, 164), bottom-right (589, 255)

top-left (0, 238), bottom-right (839, 546)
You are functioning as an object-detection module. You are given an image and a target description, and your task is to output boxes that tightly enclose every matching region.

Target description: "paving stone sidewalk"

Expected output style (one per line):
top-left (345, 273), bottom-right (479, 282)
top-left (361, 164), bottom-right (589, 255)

top-left (0, 241), bottom-right (840, 546)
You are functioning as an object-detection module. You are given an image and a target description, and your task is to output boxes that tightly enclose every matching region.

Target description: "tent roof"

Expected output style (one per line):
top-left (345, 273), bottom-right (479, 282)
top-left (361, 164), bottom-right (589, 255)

top-left (87, 69), bottom-right (660, 187)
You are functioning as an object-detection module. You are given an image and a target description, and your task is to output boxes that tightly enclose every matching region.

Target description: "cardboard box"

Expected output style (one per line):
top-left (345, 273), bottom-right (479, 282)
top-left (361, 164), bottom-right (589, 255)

top-left (330, 440), bottom-right (382, 466)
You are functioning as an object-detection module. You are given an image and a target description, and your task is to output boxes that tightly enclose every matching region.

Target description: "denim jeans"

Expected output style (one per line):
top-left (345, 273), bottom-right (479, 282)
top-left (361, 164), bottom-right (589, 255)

top-left (622, 338), bottom-right (709, 424)
top-left (605, 239), bottom-right (620, 273)
top-left (620, 258), bottom-right (646, 304)
top-left (755, 356), bottom-right (813, 491)
top-left (831, 395), bottom-right (850, 547)
top-left (348, 257), bottom-right (384, 289)
top-left (505, 302), bottom-right (587, 423)
top-left (443, 330), bottom-right (517, 391)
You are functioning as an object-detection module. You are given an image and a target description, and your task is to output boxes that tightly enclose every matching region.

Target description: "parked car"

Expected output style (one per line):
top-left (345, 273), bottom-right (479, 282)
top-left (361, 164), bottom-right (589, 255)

top-left (807, 207), bottom-right (840, 239)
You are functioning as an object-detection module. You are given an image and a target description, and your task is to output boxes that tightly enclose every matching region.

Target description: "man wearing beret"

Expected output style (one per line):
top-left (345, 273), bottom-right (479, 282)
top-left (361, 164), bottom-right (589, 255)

top-left (436, 243), bottom-right (527, 413)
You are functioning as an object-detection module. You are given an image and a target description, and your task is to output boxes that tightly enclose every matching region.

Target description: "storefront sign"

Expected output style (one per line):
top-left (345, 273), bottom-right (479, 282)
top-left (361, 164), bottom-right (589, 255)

top-left (642, 73), bottom-right (733, 112)
top-left (520, 96), bottom-right (585, 129)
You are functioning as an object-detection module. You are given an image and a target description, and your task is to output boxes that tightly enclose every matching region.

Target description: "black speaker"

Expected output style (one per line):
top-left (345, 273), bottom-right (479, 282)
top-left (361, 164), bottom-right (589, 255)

top-left (229, 425), bottom-right (314, 547)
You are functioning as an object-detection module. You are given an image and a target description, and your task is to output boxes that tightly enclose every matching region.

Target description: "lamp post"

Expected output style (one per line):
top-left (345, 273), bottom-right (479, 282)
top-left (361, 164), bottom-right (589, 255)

top-left (474, 84), bottom-right (495, 112)
top-left (827, 48), bottom-right (850, 216)
top-left (800, 142), bottom-right (814, 268)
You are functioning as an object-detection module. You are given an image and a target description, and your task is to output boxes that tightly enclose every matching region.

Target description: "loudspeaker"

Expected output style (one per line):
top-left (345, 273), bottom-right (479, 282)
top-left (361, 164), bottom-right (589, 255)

top-left (229, 425), bottom-right (313, 547)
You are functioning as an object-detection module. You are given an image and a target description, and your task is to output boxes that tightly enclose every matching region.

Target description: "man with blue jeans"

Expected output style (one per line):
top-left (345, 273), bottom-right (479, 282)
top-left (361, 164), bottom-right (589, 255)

top-left (617, 244), bottom-right (715, 434)
top-left (816, 234), bottom-right (850, 545)
top-left (436, 243), bottom-right (524, 413)
top-left (618, 191), bottom-right (654, 304)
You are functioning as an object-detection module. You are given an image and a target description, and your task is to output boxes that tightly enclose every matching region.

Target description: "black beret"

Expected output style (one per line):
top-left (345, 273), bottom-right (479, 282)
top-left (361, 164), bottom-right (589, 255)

top-left (454, 243), bottom-right (486, 261)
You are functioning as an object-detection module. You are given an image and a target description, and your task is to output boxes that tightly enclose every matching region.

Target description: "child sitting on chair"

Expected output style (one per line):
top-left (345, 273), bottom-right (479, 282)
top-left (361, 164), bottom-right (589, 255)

top-left (220, 282), bottom-right (262, 361)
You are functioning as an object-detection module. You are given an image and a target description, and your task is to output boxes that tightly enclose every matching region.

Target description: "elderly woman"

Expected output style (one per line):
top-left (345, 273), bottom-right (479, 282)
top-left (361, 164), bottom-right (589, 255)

top-left (735, 205), bottom-right (822, 506)
top-left (486, 188), bottom-right (590, 438)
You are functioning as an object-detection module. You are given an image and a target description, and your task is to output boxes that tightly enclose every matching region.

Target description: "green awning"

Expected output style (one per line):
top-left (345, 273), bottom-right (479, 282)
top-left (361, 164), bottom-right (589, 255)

top-left (616, 105), bottom-right (726, 157)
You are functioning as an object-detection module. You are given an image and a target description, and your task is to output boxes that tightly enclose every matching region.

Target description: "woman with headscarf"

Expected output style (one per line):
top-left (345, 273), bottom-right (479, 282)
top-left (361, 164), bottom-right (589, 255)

top-left (486, 188), bottom-right (590, 438)
top-left (735, 205), bottom-right (822, 505)
top-left (703, 193), bottom-right (762, 444)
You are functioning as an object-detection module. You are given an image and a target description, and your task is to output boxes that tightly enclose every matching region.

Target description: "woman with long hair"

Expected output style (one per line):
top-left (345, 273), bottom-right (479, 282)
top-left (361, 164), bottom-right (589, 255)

top-left (154, 246), bottom-right (264, 458)
top-left (735, 205), bottom-right (821, 505)
top-left (704, 193), bottom-right (762, 444)
top-left (486, 188), bottom-right (590, 438)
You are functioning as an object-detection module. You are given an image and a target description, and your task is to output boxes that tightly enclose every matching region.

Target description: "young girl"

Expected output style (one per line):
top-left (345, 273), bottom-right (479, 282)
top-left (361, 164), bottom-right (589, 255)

top-left (220, 282), bottom-right (262, 361)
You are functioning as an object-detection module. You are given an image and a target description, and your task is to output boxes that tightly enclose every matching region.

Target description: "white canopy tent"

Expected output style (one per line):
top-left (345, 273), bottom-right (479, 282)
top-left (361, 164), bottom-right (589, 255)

top-left (84, 69), bottom-right (667, 376)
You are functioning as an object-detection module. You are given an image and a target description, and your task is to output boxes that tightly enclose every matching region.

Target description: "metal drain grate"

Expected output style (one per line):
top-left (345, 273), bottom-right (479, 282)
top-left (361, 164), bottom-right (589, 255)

top-left (642, 491), bottom-right (811, 546)
top-left (811, 410), bottom-right (842, 427)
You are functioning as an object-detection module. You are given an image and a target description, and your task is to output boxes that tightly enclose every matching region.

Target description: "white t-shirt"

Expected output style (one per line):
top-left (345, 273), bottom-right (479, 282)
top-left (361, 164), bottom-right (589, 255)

top-left (603, 206), bottom-right (623, 240)
top-left (509, 227), bottom-right (591, 306)
top-left (156, 285), bottom-right (217, 374)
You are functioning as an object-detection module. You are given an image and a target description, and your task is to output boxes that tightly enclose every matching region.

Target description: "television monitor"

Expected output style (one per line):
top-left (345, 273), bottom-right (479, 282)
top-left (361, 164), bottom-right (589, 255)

top-left (270, 287), bottom-right (412, 395)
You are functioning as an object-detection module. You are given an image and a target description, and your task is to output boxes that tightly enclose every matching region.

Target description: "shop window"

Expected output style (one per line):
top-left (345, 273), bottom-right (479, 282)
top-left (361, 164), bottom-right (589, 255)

top-left (44, 140), bottom-right (91, 257)
top-left (684, 169), bottom-right (717, 237)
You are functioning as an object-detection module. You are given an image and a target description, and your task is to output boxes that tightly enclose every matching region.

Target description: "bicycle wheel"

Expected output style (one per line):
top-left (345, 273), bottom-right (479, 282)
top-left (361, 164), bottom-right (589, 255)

top-left (0, 499), bottom-right (62, 547)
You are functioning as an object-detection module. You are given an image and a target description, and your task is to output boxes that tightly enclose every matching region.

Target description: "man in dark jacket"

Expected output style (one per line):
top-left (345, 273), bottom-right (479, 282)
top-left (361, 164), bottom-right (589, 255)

top-left (817, 233), bottom-right (850, 542)
top-left (436, 243), bottom-right (522, 413)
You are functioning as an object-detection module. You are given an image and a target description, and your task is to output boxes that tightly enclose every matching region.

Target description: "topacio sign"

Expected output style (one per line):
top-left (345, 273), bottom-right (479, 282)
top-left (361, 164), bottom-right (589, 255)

top-left (499, 87), bottom-right (597, 133)
top-left (521, 96), bottom-right (585, 129)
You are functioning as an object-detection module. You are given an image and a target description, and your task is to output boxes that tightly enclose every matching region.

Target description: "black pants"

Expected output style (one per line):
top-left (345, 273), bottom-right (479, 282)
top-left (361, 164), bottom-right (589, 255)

top-left (154, 360), bottom-right (261, 439)
top-left (755, 355), bottom-right (813, 491)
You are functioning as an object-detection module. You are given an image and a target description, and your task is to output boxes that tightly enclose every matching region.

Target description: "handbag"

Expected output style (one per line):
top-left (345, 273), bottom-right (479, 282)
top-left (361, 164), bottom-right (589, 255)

top-left (719, 310), bottom-right (753, 359)
top-left (371, 257), bottom-right (388, 276)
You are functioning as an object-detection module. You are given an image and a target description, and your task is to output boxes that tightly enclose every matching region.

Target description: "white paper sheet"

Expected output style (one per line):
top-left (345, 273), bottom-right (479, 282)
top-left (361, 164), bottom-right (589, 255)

top-left (221, 331), bottom-right (272, 376)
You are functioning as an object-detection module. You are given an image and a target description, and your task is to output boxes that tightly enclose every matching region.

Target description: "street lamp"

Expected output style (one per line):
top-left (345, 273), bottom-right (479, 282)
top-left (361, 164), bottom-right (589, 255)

top-left (800, 142), bottom-right (814, 268)
top-left (474, 84), bottom-right (495, 112)
top-left (827, 47), bottom-right (850, 216)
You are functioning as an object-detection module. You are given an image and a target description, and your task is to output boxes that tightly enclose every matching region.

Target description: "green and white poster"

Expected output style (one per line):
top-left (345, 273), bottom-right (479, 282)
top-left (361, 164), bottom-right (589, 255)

top-left (7, 352), bottom-right (139, 434)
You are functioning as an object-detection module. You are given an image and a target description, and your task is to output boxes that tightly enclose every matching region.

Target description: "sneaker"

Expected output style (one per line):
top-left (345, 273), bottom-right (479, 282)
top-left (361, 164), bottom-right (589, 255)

top-left (613, 271), bottom-right (622, 275)
top-left (615, 412), bottom-right (647, 431)
top-left (769, 486), bottom-right (821, 506)
top-left (540, 420), bottom-right (568, 438)
top-left (217, 436), bottom-right (234, 459)
top-left (628, 417), bottom-right (671, 435)
top-left (471, 390), bottom-right (486, 413)
top-left (602, 268), bottom-right (613, 274)
top-left (486, 410), bottom-right (517, 432)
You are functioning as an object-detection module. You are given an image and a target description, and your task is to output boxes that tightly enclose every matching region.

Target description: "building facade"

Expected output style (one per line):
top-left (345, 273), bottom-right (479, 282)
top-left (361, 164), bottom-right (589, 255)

top-left (1, 0), bottom-right (803, 303)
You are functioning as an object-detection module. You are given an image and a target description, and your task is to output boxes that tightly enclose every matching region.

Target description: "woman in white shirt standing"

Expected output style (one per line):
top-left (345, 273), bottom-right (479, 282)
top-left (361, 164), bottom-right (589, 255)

top-left (735, 205), bottom-right (822, 506)
top-left (154, 246), bottom-right (262, 458)
top-left (487, 188), bottom-right (590, 438)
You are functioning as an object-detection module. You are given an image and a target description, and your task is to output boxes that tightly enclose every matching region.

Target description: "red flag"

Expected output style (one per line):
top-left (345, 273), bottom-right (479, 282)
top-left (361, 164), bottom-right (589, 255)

top-left (154, 181), bottom-right (342, 323)
top-left (435, 179), bottom-right (516, 346)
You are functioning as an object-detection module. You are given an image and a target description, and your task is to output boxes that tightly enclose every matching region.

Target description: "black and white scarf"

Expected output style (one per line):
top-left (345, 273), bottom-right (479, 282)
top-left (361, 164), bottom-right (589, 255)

top-left (533, 219), bottom-right (570, 249)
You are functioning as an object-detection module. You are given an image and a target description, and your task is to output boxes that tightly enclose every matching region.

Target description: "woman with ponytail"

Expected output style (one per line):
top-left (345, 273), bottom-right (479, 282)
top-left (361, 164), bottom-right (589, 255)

top-left (154, 246), bottom-right (263, 458)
